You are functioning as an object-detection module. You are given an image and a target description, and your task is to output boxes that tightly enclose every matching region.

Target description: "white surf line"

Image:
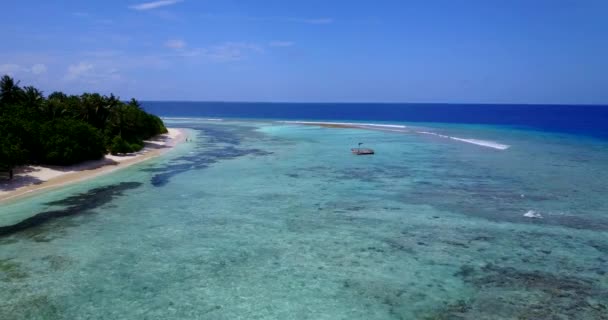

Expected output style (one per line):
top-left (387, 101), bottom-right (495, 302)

top-left (280, 121), bottom-right (407, 129)
top-left (449, 138), bottom-right (510, 150)
top-left (416, 131), bottom-right (510, 150)
top-left (277, 121), bottom-right (511, 150)
top-left (162, 117), bottom-right (224, 121)
top-left (280, 121), bottom-right (510, 150)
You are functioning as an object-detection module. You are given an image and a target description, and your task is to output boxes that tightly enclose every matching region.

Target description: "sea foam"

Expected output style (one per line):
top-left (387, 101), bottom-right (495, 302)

top-left (280, 121), bottom-right (407, 129)
top-left (416, 131), bottom-right (510, 150)
top-left (162, 117), bottom-right (224, 121)
top-left (523, 210), bottom-right (543, 219)
top-left (281, 121), bottom-right (510, 150)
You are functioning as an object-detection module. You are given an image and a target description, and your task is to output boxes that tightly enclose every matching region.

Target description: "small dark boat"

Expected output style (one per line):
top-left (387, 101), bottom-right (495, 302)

top-left (352, 143), bottom-right (374, 155)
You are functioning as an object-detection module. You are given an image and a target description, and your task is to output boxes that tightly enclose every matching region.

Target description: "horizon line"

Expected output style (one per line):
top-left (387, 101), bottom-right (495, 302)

top-left (137, 100), bottom-right (608, 107)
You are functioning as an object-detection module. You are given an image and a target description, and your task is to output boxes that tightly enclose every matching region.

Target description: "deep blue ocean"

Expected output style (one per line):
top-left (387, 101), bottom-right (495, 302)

top-left (142, 102), bottom-right (608, 139)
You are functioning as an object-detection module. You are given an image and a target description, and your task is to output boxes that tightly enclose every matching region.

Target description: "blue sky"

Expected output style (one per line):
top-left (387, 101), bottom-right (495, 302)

top-left (1, 0), bottom-right (607, 104)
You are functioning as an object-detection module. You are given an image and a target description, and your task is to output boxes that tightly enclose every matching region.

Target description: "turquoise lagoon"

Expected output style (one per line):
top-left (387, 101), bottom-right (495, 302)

top-left (1, 119), bottom-right (607, 319)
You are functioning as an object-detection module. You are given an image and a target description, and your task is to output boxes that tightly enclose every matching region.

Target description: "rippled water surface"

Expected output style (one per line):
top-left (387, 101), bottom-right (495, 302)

top-left (1, 119), bottom-right (607, 319)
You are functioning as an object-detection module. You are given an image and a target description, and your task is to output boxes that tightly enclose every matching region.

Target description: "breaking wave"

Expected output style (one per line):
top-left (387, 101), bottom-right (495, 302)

top-left (281, 121), bottom-right (510, 150)
top-left (280, 121), bottom-right (407, 129)
top-left (416, 131), bottom-right (510, 150)
top-left (162, 117), bottom-right (224, 121)
top-left (523, 210), bottom-right (543, 218)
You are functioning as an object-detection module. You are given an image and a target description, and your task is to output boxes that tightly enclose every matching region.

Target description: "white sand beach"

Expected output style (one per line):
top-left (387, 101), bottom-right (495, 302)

top-left (0, 128), bottom-right (186, 203)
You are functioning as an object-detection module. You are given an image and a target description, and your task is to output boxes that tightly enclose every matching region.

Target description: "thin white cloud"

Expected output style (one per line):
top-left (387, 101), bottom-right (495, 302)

top-left (31, 64), bottom-right (48, 75)
top-left (72, 12), bottom-right (114, 25)
top-left (65, 62), bottom-right (124, 84)
top-left (269, 41), bottom-right (295, 47)
top-left (83, 50), bottom-right (124, 58)
top-left (170, 42), bottom-right (264, 62)
top-left (0, 64), bottom-right (23, 76)
top-left (0, 63), bottom-right (47, 76)
top-left (165, 39), bottom-right (186, 49)
top-left (256, 17), bottom-right (334, 25)
top-left (65, 62), bottom-right (94, 81)
top-left (77, 34), bottom-right (131, 47)
top-left (201, 14), bottom-right (334, 25)
top-left (204, 42), bottom-right (263, 61)
top-left (96, 19), bottom-right (115, 25)
top-left (129, 0), bottom-right (183, 11)
top-left (78, 51), bottom-right (170, 70)
top-left (175, 49), bottom-right (202, 57)
top-left (296, 18), bottom-right (334, 25)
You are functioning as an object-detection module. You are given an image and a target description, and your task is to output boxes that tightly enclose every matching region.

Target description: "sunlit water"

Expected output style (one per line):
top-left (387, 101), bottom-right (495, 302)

top-left (1, 119), bottom-right (607, 319)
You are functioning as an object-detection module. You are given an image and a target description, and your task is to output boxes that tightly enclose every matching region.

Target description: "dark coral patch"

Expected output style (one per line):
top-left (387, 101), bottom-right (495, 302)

top-left (143, 124), bottom-right (272, 187)
top-left (0, 182), bottom-right (142, 236)
top-left (445, 263), bottom-right (608, 319)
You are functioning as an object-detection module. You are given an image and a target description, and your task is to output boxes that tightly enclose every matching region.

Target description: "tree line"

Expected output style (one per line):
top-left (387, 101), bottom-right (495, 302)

top-left (0, 75), bottom-right (167, 176)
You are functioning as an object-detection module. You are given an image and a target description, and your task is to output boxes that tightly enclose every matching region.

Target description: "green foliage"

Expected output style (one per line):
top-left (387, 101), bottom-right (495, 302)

top-left (109, 136), bottom-right (144, 155)
top-left (0, 75), bottom-right (168, 169)
top-left (0, 116), bottom-right (34, 169)
top-left (0, 134), bottom-right (27, 170)
top-left (0, 75), bottom-right (24, 105)
top-left (39, 119), bottom-right (106, 165)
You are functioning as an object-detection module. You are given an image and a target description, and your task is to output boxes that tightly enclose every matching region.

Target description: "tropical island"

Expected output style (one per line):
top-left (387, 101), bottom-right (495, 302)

top-left (0, 75), bottom-right (183, 201)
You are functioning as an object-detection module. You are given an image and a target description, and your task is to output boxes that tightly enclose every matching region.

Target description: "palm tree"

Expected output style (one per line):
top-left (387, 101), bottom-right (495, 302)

top-left (44, 91), bottom-right (69, 120)
top-left (99, 94), bottom-right (120, 128)
top-left (77, 93), bottom-right (116, 129)
top-left (128, 98), bottom-right (143, 111)
top-left (108, 103), bottom-right (126, 137)
top-left (48, 91), bottom-right (67, 101)
top-left (0, 75), bottom-right (24, 105)
top-left (22, 86), bottom-right (44, 110)
top-left (42, 99), bottom-right (66, 120)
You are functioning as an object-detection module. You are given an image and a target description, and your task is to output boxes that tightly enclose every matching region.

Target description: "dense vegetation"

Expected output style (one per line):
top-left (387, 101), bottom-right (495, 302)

top-left (0, 75), bottom-right (167, 174)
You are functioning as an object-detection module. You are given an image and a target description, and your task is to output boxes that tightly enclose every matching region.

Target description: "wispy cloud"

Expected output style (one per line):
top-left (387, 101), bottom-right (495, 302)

top-left (291, 18), bottom-right (334, 25)
top-left (82, 50), bottom-right (124, 58)
top-left (0, 63), bottom-right (47, 76)
top-left (65, 62), bottom-right (94, 81)
top-left (77, 34), bottom-right (131, 46)
top-left (64, 62), bottom-right (123, 84)
top-left (80, 51), bottom-right (170, 70)
top-left (269, 41), bottom-right (295, 47)
top-left (169, 42), bottom-right (264, 62)
top-left (129, 0), bottom-right (183, 11)
top-left (96, 19), bottom-right (115, 25)
top-left (72, 12), bottom-right (89, 17)
top-left (256, 16), bottom-right (334, 25)
top-left (165, 39), bottom-right (186, 49)
top-left (71, 12), bottom-right (116, 26)
top-left (0, 64), bottom-right (25, 76)
top-left (204, 42), bottom-right (263, 61)
top-left (201, 14), bottom-right (334, 25)
top-left (257, 16), bottom-right (334, 25)
top-left (31, 64), bottom-right (48, 75)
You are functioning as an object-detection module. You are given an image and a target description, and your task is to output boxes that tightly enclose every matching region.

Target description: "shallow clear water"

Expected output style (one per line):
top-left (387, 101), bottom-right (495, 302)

top-left (1, 119), bottom-right (607, 319)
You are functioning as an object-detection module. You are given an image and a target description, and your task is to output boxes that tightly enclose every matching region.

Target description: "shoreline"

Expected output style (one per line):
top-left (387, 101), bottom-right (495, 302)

top-left (0, 128), bottom-right (187, 204)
